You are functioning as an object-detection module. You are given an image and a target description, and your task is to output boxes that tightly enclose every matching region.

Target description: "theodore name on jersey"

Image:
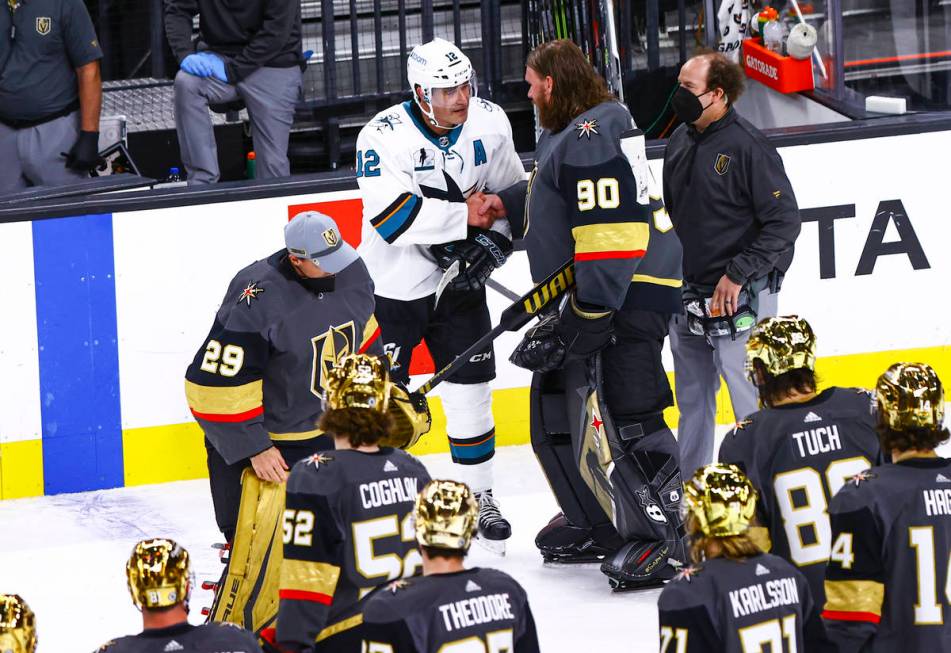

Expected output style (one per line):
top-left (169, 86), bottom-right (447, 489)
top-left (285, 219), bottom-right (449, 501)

top-left (728, 575), bottom-right (800, 619)
top-left (359, 477), bottom-right (421, 509)
top-left (438, 592), bottom-right (516, 632)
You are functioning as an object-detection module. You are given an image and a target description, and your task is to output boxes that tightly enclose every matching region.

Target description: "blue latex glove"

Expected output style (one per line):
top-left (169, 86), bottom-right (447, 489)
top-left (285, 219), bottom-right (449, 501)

top-left (303, 49), bottom-right (314, 61)
top-left (180, 53), bottom-right (212, 77)
top-left (199, 52), bottom-right (230, 83)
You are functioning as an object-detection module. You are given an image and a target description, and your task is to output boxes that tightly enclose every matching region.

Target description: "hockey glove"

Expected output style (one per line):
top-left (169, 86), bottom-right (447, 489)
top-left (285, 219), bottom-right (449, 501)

top-left (557, 295), bottom-right (615, 362)
top-left (509, 311), bottom-right (566, 373)
top-left (509, 294), bottom-right (614, 373)
top-left (431, 227), bottom-right (512, 293)
top-left (64, 130), bottom-right (102, 171)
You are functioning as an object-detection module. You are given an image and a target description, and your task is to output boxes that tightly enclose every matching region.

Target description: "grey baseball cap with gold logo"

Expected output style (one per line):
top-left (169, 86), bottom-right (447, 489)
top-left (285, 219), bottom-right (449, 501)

top-left (284, 211), bottom-right (359, 274)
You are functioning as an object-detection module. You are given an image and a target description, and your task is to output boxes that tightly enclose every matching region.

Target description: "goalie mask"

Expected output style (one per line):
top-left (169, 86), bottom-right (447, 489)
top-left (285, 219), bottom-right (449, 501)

top-left (414, 479), bottom-right (478, 552)
top-left (407, 38), bottom-right (476, 130)
top-left (876, 362), bottom-right (945, 431)
top-left (126, 538), bottom-right (193, 610)
top-left (0, 595), bottom-right (36, 653)
top-left (745, 315), bottom-right (817, 382)
top-left (683, 464), bottom-right (757, 538)
top-left (324, 353), bottom-right (392, 412)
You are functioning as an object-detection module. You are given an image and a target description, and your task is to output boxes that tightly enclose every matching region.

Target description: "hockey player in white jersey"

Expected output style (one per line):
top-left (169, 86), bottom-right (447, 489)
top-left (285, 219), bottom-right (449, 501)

top-left (356, 38), bottom-right (526, 550)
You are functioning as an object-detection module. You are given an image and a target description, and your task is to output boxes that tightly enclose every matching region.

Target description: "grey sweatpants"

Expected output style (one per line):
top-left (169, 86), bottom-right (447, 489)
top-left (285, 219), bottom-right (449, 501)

top-left (0, 111), bottom-right (88, 193)
top-left (669, 288), bottom-right (779, 479)
top-left (173, 65), bottom-right (302, 185)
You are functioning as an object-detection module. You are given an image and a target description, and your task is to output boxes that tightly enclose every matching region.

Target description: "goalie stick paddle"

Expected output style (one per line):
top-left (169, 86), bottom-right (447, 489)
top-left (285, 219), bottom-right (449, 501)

top-left (415, 259), bottom-right (575, 395)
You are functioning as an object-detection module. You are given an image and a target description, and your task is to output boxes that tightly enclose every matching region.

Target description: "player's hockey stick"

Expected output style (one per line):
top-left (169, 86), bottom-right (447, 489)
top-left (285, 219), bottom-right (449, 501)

top-left (415, 259), bottom-right (575, 395)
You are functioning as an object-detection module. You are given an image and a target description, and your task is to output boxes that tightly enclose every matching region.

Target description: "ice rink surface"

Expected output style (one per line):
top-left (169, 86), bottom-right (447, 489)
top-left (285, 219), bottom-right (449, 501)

top-left (0, 444), bottom-right (664, 652)
top-left (5, 434), bottom-right (950, 652)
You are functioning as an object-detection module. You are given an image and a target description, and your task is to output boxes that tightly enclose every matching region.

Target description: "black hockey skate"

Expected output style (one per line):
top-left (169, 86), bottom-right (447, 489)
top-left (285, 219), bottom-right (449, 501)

top-left (536, 513), bottom-right (621, 564)
top-left (600, 539), bottom-right (681, 592)
top-left (474, 490), bottom-right (511, 555)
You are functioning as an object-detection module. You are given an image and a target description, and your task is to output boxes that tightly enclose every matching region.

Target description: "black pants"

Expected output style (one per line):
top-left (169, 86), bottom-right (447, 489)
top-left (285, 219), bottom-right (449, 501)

top-left (601, 308), bottom-right (673, 425)
top-left (374, 287), bottom-right (495, 385)
top-left (205, 436), bottom-right (333, 542)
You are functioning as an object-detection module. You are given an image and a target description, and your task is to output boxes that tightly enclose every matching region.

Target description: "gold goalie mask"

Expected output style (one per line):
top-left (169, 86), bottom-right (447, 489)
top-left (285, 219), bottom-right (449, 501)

top-left (323, 353), bottom-right (432, 449)
top-left (876, 362), bottom-right (945, 431)
top-left (0, 595), bottom-right (36, 653)
top-left (126, 538), bottom-right (193, 611)
top-left (684, 463), bottom-right (758, 538)
top-left (414, 479), bottom-right (479, 552)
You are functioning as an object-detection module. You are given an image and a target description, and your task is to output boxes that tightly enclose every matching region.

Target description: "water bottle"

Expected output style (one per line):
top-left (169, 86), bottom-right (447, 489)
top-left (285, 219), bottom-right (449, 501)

top-left (167, 166), bottom-right (182, 183)
top-left (246, 151), bottom-right (256, 180)
top-left (763, 19), bottom-right (784, 54)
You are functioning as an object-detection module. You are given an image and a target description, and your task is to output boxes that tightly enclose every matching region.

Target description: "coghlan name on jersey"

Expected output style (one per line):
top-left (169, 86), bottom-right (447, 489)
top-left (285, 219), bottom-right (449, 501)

top-left (359, 477), bottom-right (421, 509)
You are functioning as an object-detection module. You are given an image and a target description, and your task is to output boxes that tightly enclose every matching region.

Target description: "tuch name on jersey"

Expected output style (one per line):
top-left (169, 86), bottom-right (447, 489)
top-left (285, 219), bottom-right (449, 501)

top-left (791, 425), bottom-right (842, 458)
top-left (728, 577), bottom-right (799, 619)
top-left (438, 592), bottom-right (515, 632)
top-left (360, 477), bottom-right (420, 509)
top-left (923, 488), bottom-right (951, 516)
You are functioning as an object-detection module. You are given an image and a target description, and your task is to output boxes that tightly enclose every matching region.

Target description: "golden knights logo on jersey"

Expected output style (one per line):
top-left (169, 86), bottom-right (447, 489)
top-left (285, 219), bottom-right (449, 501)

top-left (311, 322), bottom-right (356, 397)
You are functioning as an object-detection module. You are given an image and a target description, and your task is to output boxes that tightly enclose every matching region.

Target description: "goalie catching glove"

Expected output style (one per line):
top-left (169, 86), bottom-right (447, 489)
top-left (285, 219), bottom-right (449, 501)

top-left (509, 294), bottom-right (614, 373)
top-left (431, 227), bottom-right (512, 293)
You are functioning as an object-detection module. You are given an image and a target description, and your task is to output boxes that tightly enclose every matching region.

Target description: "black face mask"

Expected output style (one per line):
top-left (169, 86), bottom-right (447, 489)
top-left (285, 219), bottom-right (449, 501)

top-left (671, 86), bottom-right (713, 124)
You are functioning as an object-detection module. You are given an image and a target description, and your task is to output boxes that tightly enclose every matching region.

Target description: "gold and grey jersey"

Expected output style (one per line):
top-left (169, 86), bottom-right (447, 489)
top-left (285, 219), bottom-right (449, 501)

top-left (184, 250), bottom-right (381, 464)
top-left (718, 387), bottom-right (882, 607)
top-left (276, 448), bottom-right (431, 648)
top-left (499, 101), bottom-right (683, 314)
top-left (361, 567), bottom-right (540, 653)
top-left (824, 457), bottom-right (951, 652)
top-left (658, 553), bottom-right (832, 652)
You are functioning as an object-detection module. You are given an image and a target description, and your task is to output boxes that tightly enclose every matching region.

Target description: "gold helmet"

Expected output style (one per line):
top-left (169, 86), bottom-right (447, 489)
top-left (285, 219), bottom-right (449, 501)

top-left (745, 315), bottom-right (817, 381)
top-left (684, 463), bottom-right (758, 538)
top-left (0, 595), bottom-right (36, 653)
top-left (876, 362), bottom-right (944, 431)
top-left (414, 480), bottom-right (478, 551)
top-left (324, 354), bottom-right (392, 412)
top-left (126, 538), bottom-right (192, 610)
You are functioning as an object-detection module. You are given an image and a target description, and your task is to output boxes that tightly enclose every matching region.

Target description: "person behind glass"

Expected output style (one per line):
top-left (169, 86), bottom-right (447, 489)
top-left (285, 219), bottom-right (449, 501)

top-left (165, 0), bottom-right (304, 185)
top-left (662, 50), bottom-right (801, 479)
top-left (0, 0), bottom-right (103, 193)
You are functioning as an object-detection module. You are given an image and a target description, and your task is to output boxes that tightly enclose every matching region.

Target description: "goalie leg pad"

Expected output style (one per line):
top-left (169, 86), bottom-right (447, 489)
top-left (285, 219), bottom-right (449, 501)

top-left (530, 368), bottom-right (622, 556)
top-left (208, 469), bottom-right (285, 634)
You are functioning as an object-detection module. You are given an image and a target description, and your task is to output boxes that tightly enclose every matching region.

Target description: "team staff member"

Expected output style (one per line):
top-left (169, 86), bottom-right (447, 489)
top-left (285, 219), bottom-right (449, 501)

top-left (663, 50), bottom-right (801, 479)
top-left (481, 39), bottom-right (686, 589)
top-left (95, 539), bottom-right (264, 652)
top-left (0, 0), bottom-right (102, 193)
top-left (824, 363), bottom-right (951, 651)
top-left (184, 211), bottom-right (381, 543)
top-left (166, 0), bottom-right (303, 184)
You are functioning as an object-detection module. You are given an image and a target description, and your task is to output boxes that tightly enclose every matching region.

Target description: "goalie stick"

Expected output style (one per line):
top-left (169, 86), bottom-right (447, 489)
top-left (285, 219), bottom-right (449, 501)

top-left (415, 259), bottom-right (575, 395)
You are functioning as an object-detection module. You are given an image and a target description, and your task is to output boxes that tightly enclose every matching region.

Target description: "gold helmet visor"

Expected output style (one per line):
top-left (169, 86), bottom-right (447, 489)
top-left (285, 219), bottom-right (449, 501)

top-left (745, 315), bottom-right (817, 382)
top-left (0, 595), bottom-right (36, 653)
top-left (876, 362), bottom-right (945, 431)
top-left (126, 538), bottom-right (191, 610)
top-left (414, 479), bottom-right (478, 551)
top-left (683, 463), bottom-right (758, 538)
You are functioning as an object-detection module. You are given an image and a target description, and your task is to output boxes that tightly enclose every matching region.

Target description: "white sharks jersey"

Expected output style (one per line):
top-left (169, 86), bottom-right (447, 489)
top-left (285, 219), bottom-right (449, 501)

top-left (356, 98), bottom-right (526, 300)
